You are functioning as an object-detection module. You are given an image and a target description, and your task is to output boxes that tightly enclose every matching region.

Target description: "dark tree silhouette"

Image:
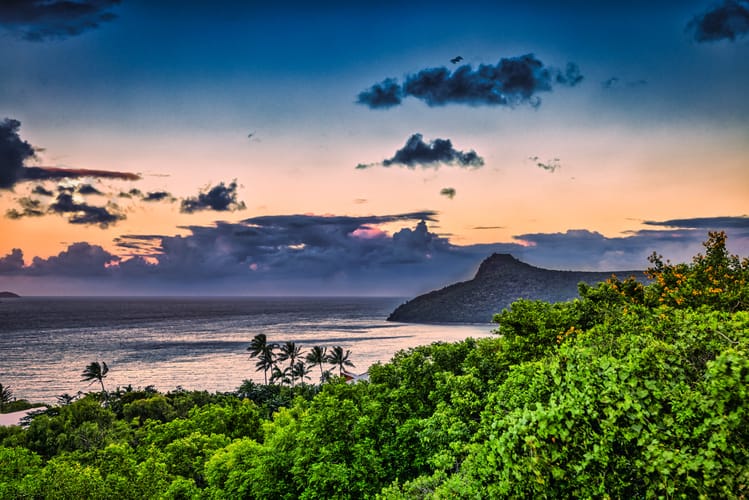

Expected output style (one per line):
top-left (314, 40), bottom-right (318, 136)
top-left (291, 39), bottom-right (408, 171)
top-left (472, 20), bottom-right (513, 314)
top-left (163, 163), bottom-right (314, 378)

top-left (81, 361), bottom-right (109, 393)
top-left (0, 383), bottom-right (13, 410)
top-left (270, 366), bottom-right (291, 386)
top-left (292, 360), bottom-right (312, 385)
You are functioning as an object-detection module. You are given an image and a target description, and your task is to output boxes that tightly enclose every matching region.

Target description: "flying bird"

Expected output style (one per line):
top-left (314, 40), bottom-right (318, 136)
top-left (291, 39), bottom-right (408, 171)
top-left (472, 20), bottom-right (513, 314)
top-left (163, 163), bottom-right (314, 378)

top-left (450, 56), bottom-right (463, 64)
top-left (247, 131), bottom-right (255, 139)
top-left (440, 187), bottom-right (456, 199)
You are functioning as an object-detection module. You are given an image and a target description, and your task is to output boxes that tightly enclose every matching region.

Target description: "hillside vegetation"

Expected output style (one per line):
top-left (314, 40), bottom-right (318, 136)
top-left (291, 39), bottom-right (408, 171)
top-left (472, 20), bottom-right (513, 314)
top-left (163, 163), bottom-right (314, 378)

top-left (1, 232), bottom-right (747, 499)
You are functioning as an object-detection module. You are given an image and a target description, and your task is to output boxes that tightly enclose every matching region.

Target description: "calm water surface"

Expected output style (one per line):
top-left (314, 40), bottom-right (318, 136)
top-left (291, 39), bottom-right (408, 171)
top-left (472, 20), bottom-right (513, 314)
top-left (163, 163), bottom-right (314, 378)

top-left (0, 297), bottom-right (493, 403)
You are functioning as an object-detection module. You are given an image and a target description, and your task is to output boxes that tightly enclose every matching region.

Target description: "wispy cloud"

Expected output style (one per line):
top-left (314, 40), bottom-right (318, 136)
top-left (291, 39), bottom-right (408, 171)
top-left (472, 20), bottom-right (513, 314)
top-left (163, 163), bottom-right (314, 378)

top-left (601, 77), bottom-right (647, 89)
top-left (358, 54), bottom-right (582, 109)
top-left (0, 0), bottom-right (121, 42)
top-left (356, 134), bottom-right (484, 169)
top-left (5, 197), bottom-right (45, 219)
top-left (643, 215), bottom-right (749, 230)
top-left (22, 166), bottom-right (140, 183)
top-left (529, 156), bottom-right (561, 173)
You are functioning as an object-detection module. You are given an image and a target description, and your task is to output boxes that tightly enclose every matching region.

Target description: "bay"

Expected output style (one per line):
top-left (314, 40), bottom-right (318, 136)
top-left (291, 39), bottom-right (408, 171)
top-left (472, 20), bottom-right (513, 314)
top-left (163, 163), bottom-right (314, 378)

top-left (0, 297), bottom-right (493, 403)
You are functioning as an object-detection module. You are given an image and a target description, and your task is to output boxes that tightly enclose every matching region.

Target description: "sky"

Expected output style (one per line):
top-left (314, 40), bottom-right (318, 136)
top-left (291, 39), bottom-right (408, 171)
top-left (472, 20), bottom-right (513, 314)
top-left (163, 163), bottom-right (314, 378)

top-left (0, 0), bottom-right (747, 296)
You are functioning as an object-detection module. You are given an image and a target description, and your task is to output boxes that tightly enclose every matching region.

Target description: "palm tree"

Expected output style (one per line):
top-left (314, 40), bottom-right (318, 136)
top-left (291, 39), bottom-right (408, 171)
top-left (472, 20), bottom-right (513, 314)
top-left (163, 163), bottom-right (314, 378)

top-left (326, 346), bottom-right (354, 376)
top-left (81, 361), bottom-right (109, 393)
top-left (247, 334), bottom-right (269, 358)
top-left (247, 334), bottom-right (277, 384)
top-left (255, 348), bottom-right (276, 385)
top-left (277, 341), bottom-right (303, 387)
top-left (56, 392), bottom-right (81, 406)
top-left (305, 346), bottom-right (328, 383)
top-left (292, 361), bottom-right (312, 385)
top-left (270, 365), bottom-right (291, 386)
top-left (0, 383), bottom-right (13, 410)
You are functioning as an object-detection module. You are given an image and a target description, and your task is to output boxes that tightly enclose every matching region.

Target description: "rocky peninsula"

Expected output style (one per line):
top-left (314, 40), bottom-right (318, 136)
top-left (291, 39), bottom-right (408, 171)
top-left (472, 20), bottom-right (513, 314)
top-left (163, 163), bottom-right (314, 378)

top-left (388, 253), bottom-right (645, 324)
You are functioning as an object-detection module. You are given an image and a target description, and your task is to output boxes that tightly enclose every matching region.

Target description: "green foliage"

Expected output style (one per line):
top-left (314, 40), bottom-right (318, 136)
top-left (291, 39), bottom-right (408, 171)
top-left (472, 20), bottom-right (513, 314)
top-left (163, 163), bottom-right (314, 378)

top-left (0, 446), bottom-right (42, 498)
top-left (23, 395), bottom-right (129, 459)
top-left (2, 231), bottom-right (747, 499)
top-left (646, 231), bottom-right (749, 311)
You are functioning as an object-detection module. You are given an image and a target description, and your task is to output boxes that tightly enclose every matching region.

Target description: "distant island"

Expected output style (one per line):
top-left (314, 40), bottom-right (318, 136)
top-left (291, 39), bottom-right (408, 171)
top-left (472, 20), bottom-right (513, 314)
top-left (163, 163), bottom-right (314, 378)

top-left (388, 253), bottom-right (646, 324)
top-left (0, 291), bottom-right (20, 298)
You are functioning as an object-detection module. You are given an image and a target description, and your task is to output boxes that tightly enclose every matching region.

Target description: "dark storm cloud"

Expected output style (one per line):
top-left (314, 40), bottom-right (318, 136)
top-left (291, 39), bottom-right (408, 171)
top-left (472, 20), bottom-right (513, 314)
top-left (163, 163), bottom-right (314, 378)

top-left (48, 192), bottom-right (125, 228)
top-left (688, 0), bottom-right (749, 42)
top-left (358, 55), bottom-right (583, 109)
top-left (357, 134), bottom-right (484, 169)
top-left (112, 212), bottom-right (462, 285)
top-left (180, 181), bottom-right (246, 214)
top-left (0, 248), bottom-right (25, 273)
top-left (31, 185), bottom-right (54, 196)
top-left (0, 118), bottom-right (37, 189)
top-left (440, 187), bottom-right (456, 199)
top-left (2, 211), bottom-right (748, 293)
top-left (0, 0), bottom-right (121, 42)
top-left (356, 78), bottom-right (402, 108)
top-left (28, 242), bottom-right (119, 276)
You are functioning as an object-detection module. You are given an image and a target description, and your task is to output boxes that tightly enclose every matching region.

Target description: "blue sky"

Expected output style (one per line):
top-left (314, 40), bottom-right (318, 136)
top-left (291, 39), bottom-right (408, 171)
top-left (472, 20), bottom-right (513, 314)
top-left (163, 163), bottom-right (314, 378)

top-left (0, 0), bottom-right (747, 295)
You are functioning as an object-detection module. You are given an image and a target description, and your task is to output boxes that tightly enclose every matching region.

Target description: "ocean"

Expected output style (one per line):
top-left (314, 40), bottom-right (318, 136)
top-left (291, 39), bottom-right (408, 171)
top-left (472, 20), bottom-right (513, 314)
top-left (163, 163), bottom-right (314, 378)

top-left (0, 297), bottom-right (493, 403)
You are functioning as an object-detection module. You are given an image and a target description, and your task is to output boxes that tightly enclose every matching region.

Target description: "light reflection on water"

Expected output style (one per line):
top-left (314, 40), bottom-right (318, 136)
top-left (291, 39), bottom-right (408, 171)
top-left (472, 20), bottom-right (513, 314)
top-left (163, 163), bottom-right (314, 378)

top-left (0, 297), bottom-right (494, 402)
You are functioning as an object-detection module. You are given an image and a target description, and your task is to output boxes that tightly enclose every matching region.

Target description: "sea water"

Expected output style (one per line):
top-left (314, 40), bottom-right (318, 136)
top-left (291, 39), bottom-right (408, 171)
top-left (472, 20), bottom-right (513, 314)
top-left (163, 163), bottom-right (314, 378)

top-left (0, 297), bottom-right (493, 403)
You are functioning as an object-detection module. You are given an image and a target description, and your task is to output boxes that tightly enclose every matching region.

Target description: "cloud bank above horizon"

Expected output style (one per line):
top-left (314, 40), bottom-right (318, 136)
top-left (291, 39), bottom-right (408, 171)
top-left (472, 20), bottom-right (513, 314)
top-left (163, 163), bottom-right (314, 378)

top-left (1, 213), bottom-right (747, 296)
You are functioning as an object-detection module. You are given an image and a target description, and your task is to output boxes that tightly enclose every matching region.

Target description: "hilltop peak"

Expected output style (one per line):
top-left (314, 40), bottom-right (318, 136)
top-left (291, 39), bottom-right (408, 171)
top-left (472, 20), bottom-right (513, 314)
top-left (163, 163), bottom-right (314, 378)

top-left (474, 254), bottom-right (531, 277)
